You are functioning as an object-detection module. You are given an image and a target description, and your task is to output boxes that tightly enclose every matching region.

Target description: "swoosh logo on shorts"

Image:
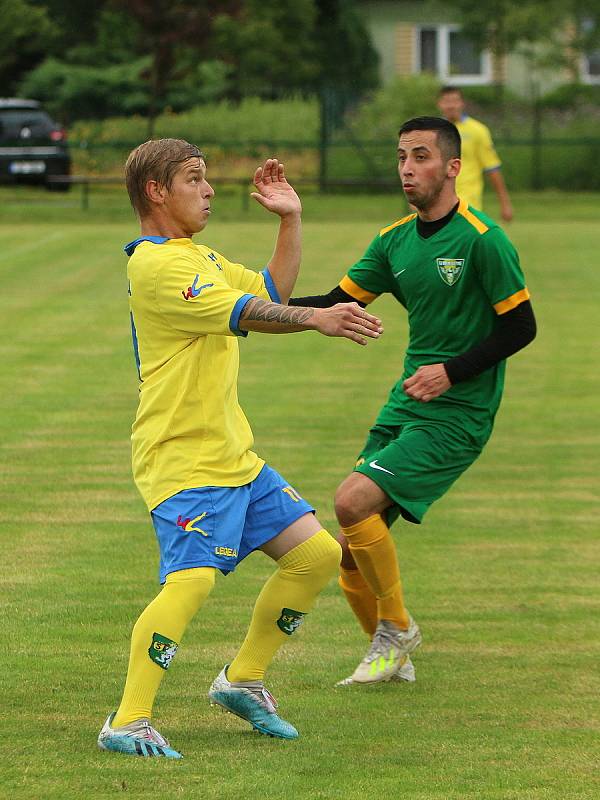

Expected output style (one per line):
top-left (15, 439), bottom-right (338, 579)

top-left (393, 269), bottom-right (406, 277)
top-left (369, 460), bottom-right (395, 475)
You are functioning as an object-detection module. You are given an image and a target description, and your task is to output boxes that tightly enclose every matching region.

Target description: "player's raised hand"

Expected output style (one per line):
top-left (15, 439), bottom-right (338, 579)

top-left (251, 158), bottom-right (302, 218)
top-left (403, 363), bottom-right (451, 402)
top-left (313, 303), bottom-right (383, 346)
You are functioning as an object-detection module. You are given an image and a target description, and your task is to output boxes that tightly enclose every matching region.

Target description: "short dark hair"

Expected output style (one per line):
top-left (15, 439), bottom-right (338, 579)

top-left (439, 85), bottom-right (464, 99)
top-left (125, 138), bottom-right (205, 217)
top-left (398, 116), bottom-right (461, 160)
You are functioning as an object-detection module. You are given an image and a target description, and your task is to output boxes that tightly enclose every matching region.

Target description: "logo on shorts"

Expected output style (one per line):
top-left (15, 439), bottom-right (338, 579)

top-left (215, 546), bottom-right (238, 558)
top-left (148, 632), bottom-right (178, 670)
top-left (182, 274), bottom-right (214, 300)
top-left (369, 459), bottom-right (395, 476)
top-left (436, 258), bottom-right (465, 286)
top-left (277, 608), bottom-right (305, 635)
top-left (176, 512), bottom-right (208, 536)
top-left (355, 457), bottom-right (365, 467)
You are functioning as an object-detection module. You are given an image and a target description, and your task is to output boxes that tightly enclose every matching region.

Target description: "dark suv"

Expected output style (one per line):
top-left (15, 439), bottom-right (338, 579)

top-left (0, 98), bottom-right (71, 190)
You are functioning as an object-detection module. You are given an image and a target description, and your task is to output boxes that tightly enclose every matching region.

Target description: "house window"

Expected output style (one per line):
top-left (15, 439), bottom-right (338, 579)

top-left (580, 18), bottom-right (600, 84)
top-left (415, 25), bottom-right (491, 85)
top-left (582, 48), bottom-right (600, 83)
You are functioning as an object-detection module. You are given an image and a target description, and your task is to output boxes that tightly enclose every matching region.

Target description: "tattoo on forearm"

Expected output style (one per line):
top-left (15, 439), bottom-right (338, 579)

top-left (242, 298), bottom-right (314, 326)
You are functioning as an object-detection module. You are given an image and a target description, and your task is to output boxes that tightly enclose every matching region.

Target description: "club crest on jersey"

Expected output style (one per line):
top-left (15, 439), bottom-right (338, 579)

top-left (436, 258), bottom-right (465, 286)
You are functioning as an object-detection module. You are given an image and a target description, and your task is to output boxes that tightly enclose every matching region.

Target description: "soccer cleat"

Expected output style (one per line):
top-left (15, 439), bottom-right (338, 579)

top-left (349, 617), bottom-right (422, 685)
top-left (208, 665), bottom-right (298, 740)
top-left (97, 712), bottom-right (183, 759)
top-left (335, 654), bottom-right (416, 687)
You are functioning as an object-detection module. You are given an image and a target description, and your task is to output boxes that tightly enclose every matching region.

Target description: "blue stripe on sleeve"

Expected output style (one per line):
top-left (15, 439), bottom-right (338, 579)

top-left (229, 293), bottom-right (256, 337)
top-left (260, 268), bottom-right (281, 304)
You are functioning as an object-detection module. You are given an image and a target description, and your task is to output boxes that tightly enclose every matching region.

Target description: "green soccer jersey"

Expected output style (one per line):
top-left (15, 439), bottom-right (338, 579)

top-left (339, 200), bottom-right (530, 441)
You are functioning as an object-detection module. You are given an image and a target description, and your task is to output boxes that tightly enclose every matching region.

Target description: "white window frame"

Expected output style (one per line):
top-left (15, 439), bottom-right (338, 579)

top-left (580, 53), bottom-right (600, 84)
top-left (413, 24), bottom-right (492, 85)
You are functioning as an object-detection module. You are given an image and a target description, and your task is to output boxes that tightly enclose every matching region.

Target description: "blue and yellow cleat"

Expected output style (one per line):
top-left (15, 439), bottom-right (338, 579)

top-left (208, 666), bottom-right (299, 740)
top-left (97, 712), bottom-right (183, 758)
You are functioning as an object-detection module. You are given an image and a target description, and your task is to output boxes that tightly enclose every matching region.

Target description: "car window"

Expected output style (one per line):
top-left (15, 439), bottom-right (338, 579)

top-left (0, 110), bottom-right (54, 139)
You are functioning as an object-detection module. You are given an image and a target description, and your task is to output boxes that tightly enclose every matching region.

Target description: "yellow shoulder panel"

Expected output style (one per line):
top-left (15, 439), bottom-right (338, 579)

top-left (379, 213), bottom-right (417, 237)
top-left (457, 199), bottom-right (489, 235)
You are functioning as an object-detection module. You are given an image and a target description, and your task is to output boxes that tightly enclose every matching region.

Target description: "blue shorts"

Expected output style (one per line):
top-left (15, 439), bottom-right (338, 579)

top-left (151, 464), bottom-right (314, 583)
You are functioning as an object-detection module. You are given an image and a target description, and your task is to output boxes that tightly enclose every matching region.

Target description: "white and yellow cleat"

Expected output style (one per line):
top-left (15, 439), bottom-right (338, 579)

top-left (344, 617), bottom-right (422, 685)
top-left (335, 654), bottom-right (416, 687)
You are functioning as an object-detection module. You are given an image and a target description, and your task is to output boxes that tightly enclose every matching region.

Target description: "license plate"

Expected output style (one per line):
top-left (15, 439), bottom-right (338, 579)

top-left (9, 160), bottom-right (46, 175)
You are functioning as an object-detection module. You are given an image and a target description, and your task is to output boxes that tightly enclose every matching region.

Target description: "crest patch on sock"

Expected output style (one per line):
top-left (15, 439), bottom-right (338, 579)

top-left (148, 632), bottom-right (178, 670)
top-left (276, 607), bottom-right (305, 635)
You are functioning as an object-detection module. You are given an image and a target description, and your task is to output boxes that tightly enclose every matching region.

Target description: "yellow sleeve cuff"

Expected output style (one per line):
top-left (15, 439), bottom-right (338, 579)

top-left (339, 275), bottom-right (378, 305)
top-left (494, 288), bottom-right (530, 315)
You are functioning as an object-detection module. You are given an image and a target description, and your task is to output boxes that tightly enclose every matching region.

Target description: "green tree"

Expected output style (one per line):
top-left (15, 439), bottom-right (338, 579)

top-left (314, 0), bottom-right (379, 92)
top-left (29, 0), bottom-right (108, 52)
top-left (213, 0), bottom-right (379, 98)
top-left (212, 0), bottom-right (318, 97)
top-left (0, 0), bottom-right (56, 93)
top-left (110, 0), bottom-right (241, 132)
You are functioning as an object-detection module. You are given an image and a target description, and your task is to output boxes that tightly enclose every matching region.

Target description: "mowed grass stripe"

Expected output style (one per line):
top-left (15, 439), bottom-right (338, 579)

top-left (1, 198), bottom-right (599, 799)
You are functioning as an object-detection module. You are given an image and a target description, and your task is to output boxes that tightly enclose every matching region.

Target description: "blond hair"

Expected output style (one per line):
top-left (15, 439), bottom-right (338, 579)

top-left (124, 138), bottom-right (204, 217)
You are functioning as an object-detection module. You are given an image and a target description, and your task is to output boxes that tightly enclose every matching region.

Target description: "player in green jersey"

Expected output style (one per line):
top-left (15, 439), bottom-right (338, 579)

top-left (289, 116), bottom-right (536, 686)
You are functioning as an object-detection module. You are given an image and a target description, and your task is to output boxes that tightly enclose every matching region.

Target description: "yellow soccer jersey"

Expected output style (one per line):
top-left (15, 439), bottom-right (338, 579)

top-left (455, 115), bottom-right (501, 210)
top-left (126, 237), bottom-right (277, 511)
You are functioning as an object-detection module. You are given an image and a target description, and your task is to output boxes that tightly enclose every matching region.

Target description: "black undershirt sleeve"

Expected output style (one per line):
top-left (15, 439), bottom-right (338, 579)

top-left (288, 286), bottom-right (367, 308)
top-left (444, 300), bottom-right (536, 384)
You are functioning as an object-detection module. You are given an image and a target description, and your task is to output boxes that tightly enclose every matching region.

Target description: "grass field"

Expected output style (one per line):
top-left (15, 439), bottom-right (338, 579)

top-left (1, 189), bottom-right (599, 799)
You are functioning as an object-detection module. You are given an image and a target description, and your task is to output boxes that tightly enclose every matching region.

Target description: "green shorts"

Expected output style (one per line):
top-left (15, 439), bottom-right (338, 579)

top-left (354, 420), bottom-right (485, 526)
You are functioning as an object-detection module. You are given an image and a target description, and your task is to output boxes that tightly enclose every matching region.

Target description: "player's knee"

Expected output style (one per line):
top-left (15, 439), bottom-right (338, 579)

top-left (335, 484), bottom-right (365, 527)
top-left (303, 530), bottom-right (342, 588)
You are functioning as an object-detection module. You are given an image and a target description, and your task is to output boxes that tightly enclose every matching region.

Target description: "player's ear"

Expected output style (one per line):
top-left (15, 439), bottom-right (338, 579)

top-left (145, 179), bottom-right (166, 206)
top-left (447, 157), bottom-right (461, 178)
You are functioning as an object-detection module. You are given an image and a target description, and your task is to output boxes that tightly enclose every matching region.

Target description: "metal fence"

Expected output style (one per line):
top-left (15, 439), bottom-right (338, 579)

top-left (68, 135), bottom-right (600, 193)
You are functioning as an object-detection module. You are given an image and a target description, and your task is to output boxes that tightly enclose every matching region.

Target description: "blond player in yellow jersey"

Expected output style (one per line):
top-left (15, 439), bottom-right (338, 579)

top-left (97, 139), bottom-right (383, 758)
top-left (438, 86), bottom-right (513, 222)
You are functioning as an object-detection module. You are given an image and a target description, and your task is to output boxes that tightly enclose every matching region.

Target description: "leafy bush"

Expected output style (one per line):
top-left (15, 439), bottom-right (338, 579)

top-left (341, 75), bottom-right (442, 141)
top-left (70, 96), bottom-right (320, 146)
top-left (19, 58), bottom-right (151, 121)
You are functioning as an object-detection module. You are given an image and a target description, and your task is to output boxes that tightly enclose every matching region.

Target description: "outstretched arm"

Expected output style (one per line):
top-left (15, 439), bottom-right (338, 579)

top-left (252, 159), bottom-right (301, 303)
top-left (289, 285), bottom-right (367, 309)
top-left (239, 297), bottom-right (383, 346)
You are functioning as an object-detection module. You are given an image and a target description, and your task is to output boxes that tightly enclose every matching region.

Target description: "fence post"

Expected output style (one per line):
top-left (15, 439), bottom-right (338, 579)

top-left (81, 180), bottom-right (90, 211)
top-left (318, 87), bottom-right (330, 193)
top-left (531, 84), bottom-right (543, 191)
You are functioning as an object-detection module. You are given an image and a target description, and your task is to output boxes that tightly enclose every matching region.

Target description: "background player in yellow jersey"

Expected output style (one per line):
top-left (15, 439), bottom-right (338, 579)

top-left (290, 117), bottom-right (535, 686)
top-left (437, 86), bottom-right (514, 222)
top-left (98, 139), bottom-right (383, 758)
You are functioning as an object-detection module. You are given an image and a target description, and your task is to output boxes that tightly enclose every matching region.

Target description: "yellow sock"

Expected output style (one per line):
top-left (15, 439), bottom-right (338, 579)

top-left (227, 529), bottom-right (341, 682)
top-left (339, 566), bottom-right (378, 637)
top-left (342, 514), bottom-right (410, 630)
top-left (112, 567), bottom-right (215, 727)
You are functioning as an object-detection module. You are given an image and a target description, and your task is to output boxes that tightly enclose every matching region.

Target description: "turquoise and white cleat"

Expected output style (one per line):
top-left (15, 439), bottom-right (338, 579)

top-left (97, 712), bottom-right (183, 758)
top-left (208, 666), bottom-right (298, 740)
